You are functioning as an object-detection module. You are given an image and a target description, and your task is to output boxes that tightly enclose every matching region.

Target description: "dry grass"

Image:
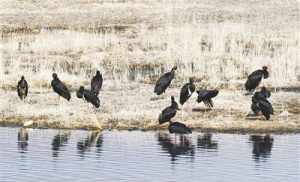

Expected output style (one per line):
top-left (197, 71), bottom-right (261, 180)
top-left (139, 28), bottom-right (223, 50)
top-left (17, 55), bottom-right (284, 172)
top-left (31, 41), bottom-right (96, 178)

top-left (0, 0), bottom-right (299, 89)
top-left (0, 0), bottom-right (299, 132)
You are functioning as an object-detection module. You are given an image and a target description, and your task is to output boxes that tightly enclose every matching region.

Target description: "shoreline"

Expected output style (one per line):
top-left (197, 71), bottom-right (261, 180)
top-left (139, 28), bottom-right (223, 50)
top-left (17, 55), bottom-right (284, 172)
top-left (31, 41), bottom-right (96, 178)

top-left (1, 117), bottom-right (299, 134)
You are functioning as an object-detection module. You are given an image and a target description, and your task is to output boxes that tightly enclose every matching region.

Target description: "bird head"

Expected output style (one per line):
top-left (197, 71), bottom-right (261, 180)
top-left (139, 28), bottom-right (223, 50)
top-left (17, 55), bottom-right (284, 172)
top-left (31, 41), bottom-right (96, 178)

top-left (171, 96), bottom-right (175, 101)
top-left (52, 73), bottom-right (58, 79)
top-left (96, 70), bottom-right (101, 76)
top-left (262, 66), bottom-right (269, 78)
top-left (21, 76), bottom-right (25, 80)
top-left (79, 86), bottom-right (84, 92)
top-left (189, 77), bottom-right (194, 83)
top-left (76, 86), bottom-right (84, 98)
top-left (171, 66), bottom-right (177, 72)
top-left (171, 96), bottom-right (180, 110)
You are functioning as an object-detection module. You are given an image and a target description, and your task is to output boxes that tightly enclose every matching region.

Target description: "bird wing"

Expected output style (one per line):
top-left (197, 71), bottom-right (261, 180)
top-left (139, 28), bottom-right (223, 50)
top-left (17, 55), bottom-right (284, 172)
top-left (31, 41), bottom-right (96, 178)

top-left (197, 90), bottom-right (218, 102)
top-left (251, 102), bottom-right (260, 115)
top-left (91, 76), bottom-right (103, 95)
top-left (24, 80), bottom-right (28, 97)
top-left (159, 106), bottom-right (176, 124)
top-left (179, 84), bottom-right (190, 105)
top-left (76, 89), bottom-right (83, 99)
top-left (84, 90), bottom-right (100, 108)
top-left (245, 70), bottom-right (264, 91)
top-left (154, 72), bottom-right (173, 94)
top-left (17, 81), bottom-right (22, 98)
top-left (51, 80), bottom-right (71, 100)
top-left (258, 99), bottom-right (274, 120)
top-left (169, 122), bottom-right (191, 134)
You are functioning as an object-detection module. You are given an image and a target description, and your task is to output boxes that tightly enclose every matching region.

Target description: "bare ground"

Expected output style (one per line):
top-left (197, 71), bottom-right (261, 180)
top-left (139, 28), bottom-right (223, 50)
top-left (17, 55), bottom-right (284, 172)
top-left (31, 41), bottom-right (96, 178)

top-left (1, 83), bottom-right (299, 133)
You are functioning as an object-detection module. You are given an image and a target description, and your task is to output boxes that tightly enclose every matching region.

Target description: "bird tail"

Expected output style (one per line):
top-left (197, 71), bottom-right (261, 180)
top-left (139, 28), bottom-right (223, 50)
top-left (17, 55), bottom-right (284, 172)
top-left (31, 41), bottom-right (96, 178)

top-left (158, 114), bottom-right (163, 124)
top-left (158, 114), bottom-right (168, 124)
top-left (197, 96), bottom-right (202, 103)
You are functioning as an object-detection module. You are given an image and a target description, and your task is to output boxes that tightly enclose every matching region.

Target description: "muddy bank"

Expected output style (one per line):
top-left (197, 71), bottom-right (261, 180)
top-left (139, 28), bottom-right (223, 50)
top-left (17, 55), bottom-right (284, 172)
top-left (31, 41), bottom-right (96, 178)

top-left (1, 83), bottom-right (299, 133)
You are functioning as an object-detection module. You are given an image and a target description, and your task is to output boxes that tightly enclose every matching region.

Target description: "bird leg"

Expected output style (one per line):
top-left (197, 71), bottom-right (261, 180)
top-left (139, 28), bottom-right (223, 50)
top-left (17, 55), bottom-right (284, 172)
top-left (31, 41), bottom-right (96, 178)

top-left (93, 106), bottom-right (98, 114)
top-left (93, 114), bottom-right (101, 130)
top-left (57, 95), bottom-right (60, 105)
top-left (181, 104), bottom-right (184, 120)
top-left (58, 96), bottom-right (63, 112)
top-left (245, 90), bottom-right (254, 95)
top-left (210, 100), bottom-right (214, 111)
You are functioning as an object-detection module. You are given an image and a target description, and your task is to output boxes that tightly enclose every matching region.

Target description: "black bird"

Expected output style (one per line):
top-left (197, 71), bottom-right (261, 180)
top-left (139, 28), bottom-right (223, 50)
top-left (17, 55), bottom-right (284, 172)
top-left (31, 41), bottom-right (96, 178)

top-left (91, 70), bottom-right (103, 96)
top-left (196, 89), bottom-right (219, 108)
top-left (168, 122), bottom-right (192, 134)
top-left (158, 96), bottom-right (180, 124)
top-left (17, 76), bottom-right (28, 101)
top-left (179, 78), bottom-right (196, 105)
top-left (51, 73), bottom-right (71, 101)
top-left (245, 66), bottom-right (269, 93)
top-left (154, 66), bottom-right (177, 95)
top-left (77, 86), bottom-right (100, 108)
top-left (251, 87), bottom-right (273, 120)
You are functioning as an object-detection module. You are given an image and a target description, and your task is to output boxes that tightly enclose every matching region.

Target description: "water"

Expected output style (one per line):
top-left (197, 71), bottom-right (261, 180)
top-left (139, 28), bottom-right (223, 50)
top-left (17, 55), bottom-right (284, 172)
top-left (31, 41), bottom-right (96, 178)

top-left (0, 127), bottom-right (299, 182)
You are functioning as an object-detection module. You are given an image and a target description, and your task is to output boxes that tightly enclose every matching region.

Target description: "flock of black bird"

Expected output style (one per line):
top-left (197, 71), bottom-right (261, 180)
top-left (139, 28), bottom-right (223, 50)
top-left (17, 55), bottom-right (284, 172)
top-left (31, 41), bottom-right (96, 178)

top-left (16, 65), bottom-right (273, 134)
top-left (155, 66), bottom-right (272, 135)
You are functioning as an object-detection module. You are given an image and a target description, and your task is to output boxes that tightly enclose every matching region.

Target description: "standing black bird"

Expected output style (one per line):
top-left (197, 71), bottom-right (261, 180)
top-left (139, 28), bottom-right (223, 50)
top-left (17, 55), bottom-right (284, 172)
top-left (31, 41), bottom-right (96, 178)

top-left (154, 66), bottom-right (177, 95)
top-left (91, 70), bottom-right (103, 96)
top-left (51, 73), bottom-right (71, 101)
top-left (168, 122), bottom-right (192, 134)
top-left (77, 86), bottom-right (100, 108)
top-left (196, 89), bottom-right (219, 108)
top-left (17, 76), bottom-right (28, 101)
top-left (245, 66), bottom-right (269, 93)
top-left (179, 78), bottom-right (196, 105)
top-left (158, 96), bottom-right (180, 124)
top-left (251, 87), bottom-right (273, 120)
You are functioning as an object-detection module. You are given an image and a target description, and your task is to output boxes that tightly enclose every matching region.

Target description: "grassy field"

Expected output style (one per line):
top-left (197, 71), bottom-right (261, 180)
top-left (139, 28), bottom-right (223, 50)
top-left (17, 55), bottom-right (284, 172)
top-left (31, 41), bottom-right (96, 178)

top-left (1, 0), bottom-right (299, 87)
top-left (0, 0), bottom-right (299, 132)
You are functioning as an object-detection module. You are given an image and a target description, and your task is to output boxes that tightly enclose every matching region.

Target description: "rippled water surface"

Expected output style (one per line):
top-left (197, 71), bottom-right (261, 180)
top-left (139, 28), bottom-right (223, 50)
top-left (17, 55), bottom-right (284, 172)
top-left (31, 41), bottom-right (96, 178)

top-left (0, 127), bottom-right (299, 182)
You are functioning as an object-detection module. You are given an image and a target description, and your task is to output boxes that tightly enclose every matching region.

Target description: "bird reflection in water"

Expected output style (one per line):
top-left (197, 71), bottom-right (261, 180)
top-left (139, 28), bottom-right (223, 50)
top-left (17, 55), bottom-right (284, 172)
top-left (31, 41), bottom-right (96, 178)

top-left (249, 135), bottom-right (273, 162)
top-left (197, 133), bottom-right (218, 151)
top-left (157, 132), bottom-right (195, 163)
top-left (17, 128), bottom-right (29, 153)
top-left (52, 131), bottom-right (71, 158)
top-left (95, 133), bottom-right (103, 156)
top-left (77, 131), bottom-right (102, 158)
